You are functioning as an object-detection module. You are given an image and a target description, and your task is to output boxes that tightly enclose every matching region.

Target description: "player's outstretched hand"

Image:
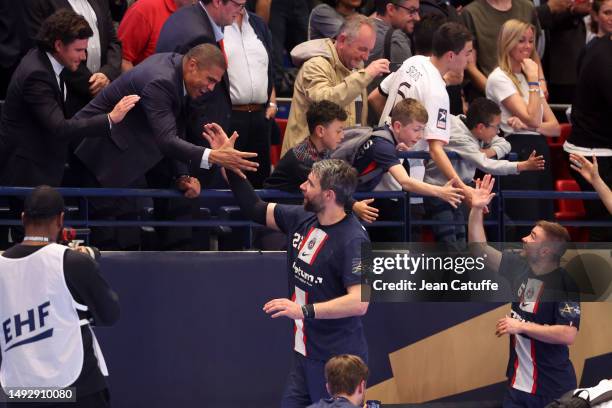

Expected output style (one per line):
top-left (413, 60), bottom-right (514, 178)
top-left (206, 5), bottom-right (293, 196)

top-left (263, 298), bottom-right (304, 320)
top-left (202, 123), bottom-right (258, 179)
top-left (472, 174), bottom-right (496, 210)
top-left (569, 153), bottom-right (600, 185)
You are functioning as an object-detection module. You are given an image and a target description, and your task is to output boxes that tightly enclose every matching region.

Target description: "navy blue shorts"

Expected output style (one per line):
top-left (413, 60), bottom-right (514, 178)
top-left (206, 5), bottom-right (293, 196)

top-left (280, 352), bottom-right (328, 408)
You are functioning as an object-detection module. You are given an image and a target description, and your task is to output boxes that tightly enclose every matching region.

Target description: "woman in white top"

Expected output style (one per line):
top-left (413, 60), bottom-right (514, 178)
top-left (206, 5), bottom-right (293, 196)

top-left (486, 19), bottom-right (560, 235)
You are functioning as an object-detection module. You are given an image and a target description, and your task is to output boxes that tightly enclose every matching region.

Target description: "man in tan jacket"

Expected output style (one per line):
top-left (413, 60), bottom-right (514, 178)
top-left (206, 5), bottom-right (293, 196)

top-left (280, 14), bottom-right (391, 157)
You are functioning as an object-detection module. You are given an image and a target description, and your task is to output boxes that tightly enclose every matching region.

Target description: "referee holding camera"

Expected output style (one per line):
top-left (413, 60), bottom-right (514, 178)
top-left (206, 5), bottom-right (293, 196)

top-left (0, 186), bottom-right (120, 407)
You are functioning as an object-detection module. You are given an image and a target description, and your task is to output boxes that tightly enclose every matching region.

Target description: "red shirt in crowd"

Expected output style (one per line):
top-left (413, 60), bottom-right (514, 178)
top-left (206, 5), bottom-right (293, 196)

top-left (118, 0), bottom-right (177, 66)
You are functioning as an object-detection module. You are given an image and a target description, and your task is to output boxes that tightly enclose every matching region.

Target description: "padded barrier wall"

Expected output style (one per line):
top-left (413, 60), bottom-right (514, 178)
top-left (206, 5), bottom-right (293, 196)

top-left (1, 251), bottom-right (611, 407)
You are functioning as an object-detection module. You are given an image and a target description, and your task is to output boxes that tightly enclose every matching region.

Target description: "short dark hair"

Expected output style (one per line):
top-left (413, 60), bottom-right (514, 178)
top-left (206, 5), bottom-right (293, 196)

top-left (23, 185), bottom-right (65, 224)
top-left (184, 43), bottom-right (227, 72)
top-left (306, 101), bottom-right (348, 134)
top-left (311, 160), bottom-right (358, 207)
top-left (325, 355), bottom-right (369, 396)
top-left (375, 0), bottom-right (405, 15)
top-left (413, 13), bottom-right (448, 56)
top-left (390, 98), bottom-right (428, 126)
top-left (36, 9), bottom-right (93, 53)
top-left (431, 22), bottom-right (473, 57)
top-left (201, 0), bottom-right (230, 4)
top-left (465, 98), bottom-right (501, 130)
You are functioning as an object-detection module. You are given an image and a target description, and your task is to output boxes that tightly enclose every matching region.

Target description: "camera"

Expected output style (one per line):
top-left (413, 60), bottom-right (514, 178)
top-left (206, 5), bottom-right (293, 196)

top-left (59, 228), bottom-right (100, 260)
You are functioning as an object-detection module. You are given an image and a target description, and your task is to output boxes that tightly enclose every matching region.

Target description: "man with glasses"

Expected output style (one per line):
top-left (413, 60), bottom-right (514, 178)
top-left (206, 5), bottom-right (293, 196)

top-left (423, 97), bottom-right (545, 249)
top-left (156, 0), bottom-right (246, 163)
top-left (366, 0), bottom-right (420, 124)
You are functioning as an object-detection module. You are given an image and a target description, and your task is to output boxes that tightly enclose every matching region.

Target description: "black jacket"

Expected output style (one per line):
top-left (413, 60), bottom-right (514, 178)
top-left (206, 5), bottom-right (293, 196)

top-left (0, 48), bottom-right (109, 187)
top-left (75, 53), bottom-right (205, 187)
top-left (22, 0), bottom-right (122, 115)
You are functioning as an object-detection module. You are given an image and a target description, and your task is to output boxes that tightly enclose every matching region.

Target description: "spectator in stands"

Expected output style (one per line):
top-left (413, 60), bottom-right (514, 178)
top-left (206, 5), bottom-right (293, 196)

top-left (365, 0), bottom-right (419, 125)
top-left (308, 0), bottom-right (363, 40)
top-left (155, 0), bottom-right (247, 248)
top-left (590, 0), bottom-right (612, 37)
top-left (424, 97), bottom-right (545, 249)
top-left (461, 0), bottom-right (544, 101)
top-left (156, 0), bottom-right (245, 146)
top-left (281, 15), bottom-right (390, 156)
top-left (469, 175), bottom-right (581, 408)
top-left (486, 19), bottom-right (559, 237)
top-left (569, 154), bottom-right (612, 215)
top-left (265, 100), bottom-right (379, 223)
top-left (0, 9), bottom-right (137, 190)
top-left (307, 354), bottom-right (369, 408)
top-left (225, 6), bottom-right (276, 188)
top-left (536, 0), bottom-right (591, 104)
top-left (565, 32), bottom-right (612, 241)
top-left (368, 0), bottom-right (419, 65)
top-left (368, 22), bottom-right (474, 212)
top-left (118, 0), bottom-right (195, 72)
top-left (73, 45), bottom-right (257, 249)
top-left (253, 0), bottom-right (310, 96)
top-left (333, 98), bottom-right (463, 243)
top-left (412, 13), bottom-right (464, 115)
top-left (22, 0), bottom-right (123, 116)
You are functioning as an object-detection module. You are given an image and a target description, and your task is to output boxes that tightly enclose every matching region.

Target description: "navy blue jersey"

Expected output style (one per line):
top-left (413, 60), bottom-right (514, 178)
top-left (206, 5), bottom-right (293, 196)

top-left (352, 134), bottom-right (400, 192)
top-left (499, 251), bottom-right (581, 398)
top-left (274, 204), bottom-right (370, 362)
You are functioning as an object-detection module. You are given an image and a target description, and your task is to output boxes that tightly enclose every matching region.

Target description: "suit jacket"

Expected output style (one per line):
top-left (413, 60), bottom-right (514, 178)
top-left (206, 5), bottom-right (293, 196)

top-left (0, 48), bottom-right (109, 187)
top-left (75, 53), bottom-right (206, 188)
top-left (22, 0), bottom-right (122, 115)
top-left (156, 3), bottom-right (232, 140)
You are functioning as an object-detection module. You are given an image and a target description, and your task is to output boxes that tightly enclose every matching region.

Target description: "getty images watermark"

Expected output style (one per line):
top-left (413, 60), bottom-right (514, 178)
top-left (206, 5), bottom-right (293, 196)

top-left (360, 242), bottom-right (612, 302)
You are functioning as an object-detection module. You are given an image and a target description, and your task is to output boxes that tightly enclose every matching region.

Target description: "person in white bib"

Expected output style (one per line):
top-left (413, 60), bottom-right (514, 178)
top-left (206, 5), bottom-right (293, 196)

top-left (0, 186), bottom-right (120, 407)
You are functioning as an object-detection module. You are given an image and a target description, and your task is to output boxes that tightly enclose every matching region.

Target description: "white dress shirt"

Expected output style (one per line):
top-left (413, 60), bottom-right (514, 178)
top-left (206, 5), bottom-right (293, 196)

top-left (224, 12), bottom-right (269, 105)
top-left (68, 0), bottom-right (102, 73)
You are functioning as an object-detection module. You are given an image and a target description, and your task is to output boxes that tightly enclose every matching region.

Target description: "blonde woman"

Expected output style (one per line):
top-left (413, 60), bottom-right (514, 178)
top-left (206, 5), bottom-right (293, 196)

top-left (486, 19), bottom-right (559, 235)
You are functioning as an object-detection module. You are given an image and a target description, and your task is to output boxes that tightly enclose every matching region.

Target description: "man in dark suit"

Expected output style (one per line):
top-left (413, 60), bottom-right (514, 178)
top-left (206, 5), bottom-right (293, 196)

top-left (74, 43), bottom-right (257, 250)
top-left (0, 9), bottom-right (136, 189)
top-left (22, 0), bottom-right (122, 116)
top-left (75, 43), bottom-right (257, 190)
top-left (156, 0), bottom-right (246, 187)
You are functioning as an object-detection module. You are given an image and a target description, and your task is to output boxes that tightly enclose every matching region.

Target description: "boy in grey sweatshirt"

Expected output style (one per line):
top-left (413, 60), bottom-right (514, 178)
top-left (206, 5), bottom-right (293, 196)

top-left (424, 98), bottom-right (545, 249)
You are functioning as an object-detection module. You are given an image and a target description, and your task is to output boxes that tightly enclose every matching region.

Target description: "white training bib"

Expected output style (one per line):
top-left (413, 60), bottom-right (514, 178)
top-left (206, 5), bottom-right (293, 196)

top-left (0, 244), bottom-right (85, 389)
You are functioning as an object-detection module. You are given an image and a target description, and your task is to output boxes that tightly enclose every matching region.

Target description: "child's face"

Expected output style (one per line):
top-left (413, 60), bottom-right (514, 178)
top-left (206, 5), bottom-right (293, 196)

top-left (476, 115), bottom-right (501, 144)
top-left (394, 120), bottom-right (426, 148)
top-left (320, 119), bottom-right (345, 151)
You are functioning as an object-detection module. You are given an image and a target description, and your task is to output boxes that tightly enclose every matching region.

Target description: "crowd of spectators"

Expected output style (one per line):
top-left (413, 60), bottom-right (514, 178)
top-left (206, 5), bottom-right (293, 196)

top-left (0, 0), bottom-right (610, 250)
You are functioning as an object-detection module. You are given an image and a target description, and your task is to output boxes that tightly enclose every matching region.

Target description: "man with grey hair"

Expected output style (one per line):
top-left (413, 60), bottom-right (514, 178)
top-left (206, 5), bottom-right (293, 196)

top-left (204, 123), bottom-right (371, 407)
top-left (281, 14), bottom-right (391, 156)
